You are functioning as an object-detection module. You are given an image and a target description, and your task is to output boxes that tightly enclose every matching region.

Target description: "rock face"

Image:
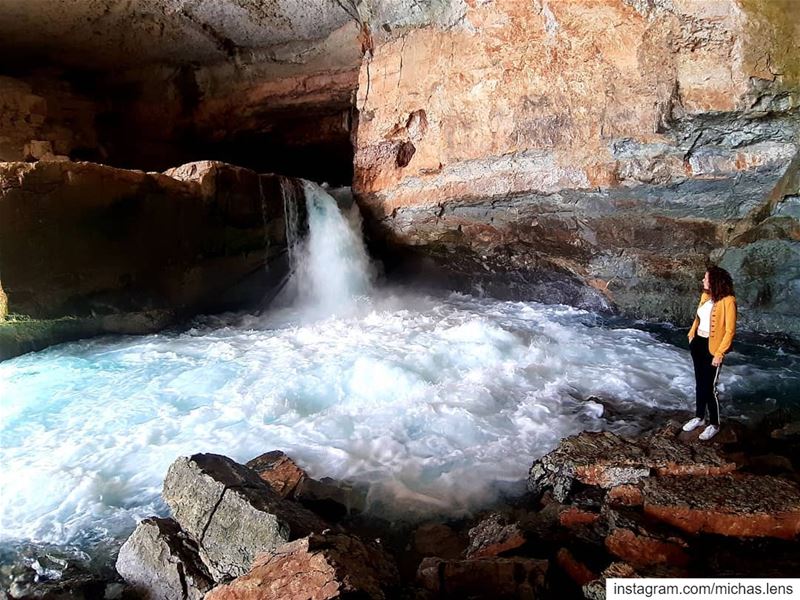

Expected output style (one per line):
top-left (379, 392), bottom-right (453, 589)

top-left (162, 454), bottom-right (328, 581)
top-left (528, 430), bottom-right (737, 501)
top-left (205, 533), bottom-right (399, 600)
top-left (642, 474), bottom-right (800, 539)
top-left (115, 518), bottom-right (213, 600)
top-left (352, 0), bottom-right (800, 336)
top-left (0, 160), bottom-right (301, 359)
top-left (0, 73), bottom-right (99, 162)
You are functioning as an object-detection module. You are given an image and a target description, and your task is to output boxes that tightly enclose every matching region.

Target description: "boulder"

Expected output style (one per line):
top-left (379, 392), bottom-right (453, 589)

top-left (162, 454), bottom-right (327, 581)
top-left (642, 474), bottom-right (800, 539)
top-left (417, 556), bottom-right (548, 599)
top-left (0, 160), bottom-right (298, 359)
top-left (465, 513), bottom-right (526, 559)
top-left (205, 533), bottom-right (399, 600)
top-left (115, 517), bottom-right (213, 600)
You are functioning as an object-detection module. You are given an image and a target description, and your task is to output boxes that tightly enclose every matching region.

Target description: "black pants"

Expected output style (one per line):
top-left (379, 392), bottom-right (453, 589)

top-left (690, 336), bottom-right (721, 426)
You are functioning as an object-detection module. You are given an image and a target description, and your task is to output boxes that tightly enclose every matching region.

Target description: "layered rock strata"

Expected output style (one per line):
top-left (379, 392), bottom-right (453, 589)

top-left (353, 0), bottom-right (800, 335)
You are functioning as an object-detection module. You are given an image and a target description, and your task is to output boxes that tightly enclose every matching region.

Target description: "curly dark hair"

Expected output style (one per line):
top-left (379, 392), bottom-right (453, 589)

top-left (707, 265), bottom-right (734, 302)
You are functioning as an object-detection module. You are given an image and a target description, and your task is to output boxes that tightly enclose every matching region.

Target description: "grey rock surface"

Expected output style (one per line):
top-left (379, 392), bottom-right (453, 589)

top-left (162, 453), bottom-right (327, 581)
top-left (115, 517), bottom-right (213, 600)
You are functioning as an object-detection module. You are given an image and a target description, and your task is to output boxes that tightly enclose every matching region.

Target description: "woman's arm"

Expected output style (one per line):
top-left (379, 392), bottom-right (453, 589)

top-left (713, 296), bottom-right (737, 361)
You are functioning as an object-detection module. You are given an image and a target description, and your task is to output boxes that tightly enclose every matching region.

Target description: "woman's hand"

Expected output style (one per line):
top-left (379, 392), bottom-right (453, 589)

top-left (712, 355), bottom-right (723, 367)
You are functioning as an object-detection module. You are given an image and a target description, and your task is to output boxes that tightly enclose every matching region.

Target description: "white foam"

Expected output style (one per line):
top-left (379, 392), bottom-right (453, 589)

top-left (2, 291), bottom-right (791, 548)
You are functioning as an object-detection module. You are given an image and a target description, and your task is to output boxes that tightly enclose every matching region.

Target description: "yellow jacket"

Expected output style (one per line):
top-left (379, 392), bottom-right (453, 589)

top-left (688, 292), bottom-right (737, 359)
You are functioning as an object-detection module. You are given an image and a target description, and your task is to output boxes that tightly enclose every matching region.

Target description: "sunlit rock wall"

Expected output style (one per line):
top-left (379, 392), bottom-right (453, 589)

top-left (353, 0), bottom-right (800, 336)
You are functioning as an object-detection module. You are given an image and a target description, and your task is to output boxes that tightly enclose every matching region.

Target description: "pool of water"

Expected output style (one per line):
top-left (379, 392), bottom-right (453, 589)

top-left (2, 289), bottom-right (798, 557)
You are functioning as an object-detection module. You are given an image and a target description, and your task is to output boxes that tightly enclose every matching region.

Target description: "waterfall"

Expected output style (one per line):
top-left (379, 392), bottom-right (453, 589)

top-left (257, 177), bottom-right (270, 272)
top-left (279, 176), bottom-right (305, 272)
top-left (292, 181), bottom-right (374, 313)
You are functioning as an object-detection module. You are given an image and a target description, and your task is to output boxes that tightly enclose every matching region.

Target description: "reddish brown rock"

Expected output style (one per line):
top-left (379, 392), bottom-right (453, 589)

top-left (465, 513), bottom-right (526, 559)
top-left (205, 533), bottom-right (398, 600)
top-left (556, 548), bottom-right (596, 587)
top-left (246, 451), bottom-right (307, 499)
top-left (605, 528), bottom-right (689, 568)
top-left (607, 485), bottom-right (644, 507)
top-left (642, 474), bottom-right (800, 540)
top-left (417, 556), bottom-right (548, 599)
top-left (559, 508), bottom-right (601, 528)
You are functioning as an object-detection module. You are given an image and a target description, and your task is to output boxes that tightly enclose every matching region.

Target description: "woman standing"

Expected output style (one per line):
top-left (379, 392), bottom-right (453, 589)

top-left (683, 266), bottom-right (737, 440)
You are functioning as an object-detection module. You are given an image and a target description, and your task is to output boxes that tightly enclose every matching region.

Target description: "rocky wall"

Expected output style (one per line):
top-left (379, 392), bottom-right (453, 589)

top-left (352, 0), bottom-right (800, 336)
top-left (0, 160), bottom-right (300, 359)
top-left (0, 71), bottom-right (100, 163)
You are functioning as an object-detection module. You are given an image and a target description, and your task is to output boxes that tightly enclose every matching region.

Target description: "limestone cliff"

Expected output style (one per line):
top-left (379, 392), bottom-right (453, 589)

top-left (352, 0), bottom-right (800, 335)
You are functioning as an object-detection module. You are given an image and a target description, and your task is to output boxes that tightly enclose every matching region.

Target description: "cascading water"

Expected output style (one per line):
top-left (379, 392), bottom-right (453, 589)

top-left (1, 185), bottom-right (799, 563)
top-left (292, 181), bottom-right (374, 313)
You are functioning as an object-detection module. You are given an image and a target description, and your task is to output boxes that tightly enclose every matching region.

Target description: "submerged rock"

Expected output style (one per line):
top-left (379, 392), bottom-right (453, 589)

top-left (115, 517), bottom-right (213, 600)
top-left (162, 453), bottom-right (327, 581)
top-left (205, 533), bottom-right (399, 600)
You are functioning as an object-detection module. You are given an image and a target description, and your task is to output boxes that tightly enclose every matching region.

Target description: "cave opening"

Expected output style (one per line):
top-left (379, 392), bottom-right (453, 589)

top-left (1, 61), bottom-right (359, 187)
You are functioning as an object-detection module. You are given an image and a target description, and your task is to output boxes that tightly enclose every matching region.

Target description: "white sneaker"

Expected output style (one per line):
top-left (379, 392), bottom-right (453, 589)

top-left (699, 424), bottom-right (720, 441)
top-left (682, 417), bottom-right (704, 432)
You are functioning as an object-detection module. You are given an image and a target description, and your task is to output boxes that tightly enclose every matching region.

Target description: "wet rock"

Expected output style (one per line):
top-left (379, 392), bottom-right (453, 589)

top-left (528, 432), bottom-right (650, 501)
top-left (246, 451), bottom-right (307, 499)
top-left (0, 160), bottom-right (296, 359)
top-left (642, 474), bottom-right (800, 539)
top-left (417, 556), bottom-right (548, 600)
top-left (412, 523), bottom-right (465, 560)
top-left (294, 477), bottom-right (363, 522)
top-left (115, 517), bottom-right (213, 600)
top-left (246, 451), bottom-right (363, 521)
top-left (556, 548), bottom-right (596, 588)
top-left (205, 533), bottom-right (399, 600)
top-left (162, 454), bottom-right (327, 581)
top-left (465, 513), bottom-right (526, 559)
